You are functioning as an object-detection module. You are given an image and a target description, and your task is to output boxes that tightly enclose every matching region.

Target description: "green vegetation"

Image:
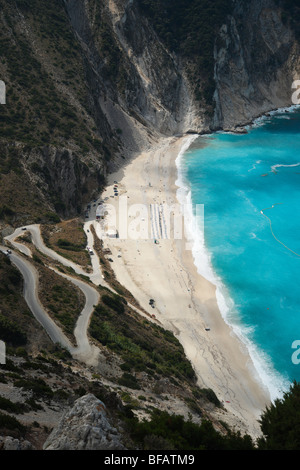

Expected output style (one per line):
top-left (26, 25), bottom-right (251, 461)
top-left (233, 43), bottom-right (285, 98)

top-left (0, 0), bottom-right (120, 155)
top-left (123, 381), bottom-right (300, 449)
top-left (13, 377), bottom-right (54, 399)
top-left (90, 292), bottom-right (196, 388)
top-left (0, 0), bottom-right (111, 219)
top-left (118, 372), bottom-right (141, 390)
top-left (0, 251), bottom-right (77, 355)
top-left (0, 168), bottom-right (48, 224)
top-left (197, 387), bottom-right (221, 407)
top-left (37, 265), bottom-right (85, 336)
top-left (0, 253), bottom-right (33, 349)
top-left (0, 396), bottom-right (26, 414)
top-left (0, 0), bottom-right (89, 147)
top-left (42, 220), bottom-right (90, 267)
top-left (258, 381), bottom-right (300, 450)
top-left (0, 314), bottom-right (27, 346)
top-left (102, 294), bottom-right (126, 314)
top-left (138, 0), bottom-right (233, 105)
top-left (44, 212), bottom-right (61, 224)
top-left (125, 408), bottom-right (254, 450)
top-left (0, 205), bottom-right (15, 219)
top-left (0, 411), bottom-right (26, 435)
top-left (57, 239), bottom-right (86, 252)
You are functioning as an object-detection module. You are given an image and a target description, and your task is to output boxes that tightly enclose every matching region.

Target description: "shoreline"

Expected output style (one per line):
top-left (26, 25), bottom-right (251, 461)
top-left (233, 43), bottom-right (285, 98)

top-left (99, 133), bottom-right (271, 439)
top-left (224, 103), bottom-right (300, 134)
top-left (177, 104), bottom-right (300, 402)
top-left (174, 135), bottom-right (288, 403)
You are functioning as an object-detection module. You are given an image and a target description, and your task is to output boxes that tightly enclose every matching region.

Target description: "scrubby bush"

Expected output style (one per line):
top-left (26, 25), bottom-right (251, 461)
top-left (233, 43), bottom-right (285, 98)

top-left (0, 396), bottom-right (26, 414)
top-left (14, 377), bottom-right (54, 398)
top-left (102, 294), bottom-right (125, 314)
top-left (0, 314), bottom-right (27, 346)
top-left (125, 408), bottom-right (254, 450)
top-left (0, 411), bottom-right (26, 435)
top-left (257, 381), bottom-right (300, 450)
top-left (118, 372), bottom-right (141, 390)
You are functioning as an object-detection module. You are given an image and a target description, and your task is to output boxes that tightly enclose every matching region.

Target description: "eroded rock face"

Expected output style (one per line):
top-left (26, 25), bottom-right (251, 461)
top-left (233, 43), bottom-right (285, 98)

top-left (65, 0), bottom-right (205, 139)
top-left (21, 145), bottom-right (104, 217)
top-left (66, 0), bottom-right (300, 138)
top-left (43, 394), bottom-right (126, 450)
top-left (213, 0), bottom-right (300, 130)
top-left (1, 0), bottom-right (299, 221)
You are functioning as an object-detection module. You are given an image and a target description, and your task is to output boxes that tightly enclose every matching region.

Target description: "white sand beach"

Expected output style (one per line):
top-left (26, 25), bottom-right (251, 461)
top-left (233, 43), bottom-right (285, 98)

top-left (96, 134), bottom-right (271, 439)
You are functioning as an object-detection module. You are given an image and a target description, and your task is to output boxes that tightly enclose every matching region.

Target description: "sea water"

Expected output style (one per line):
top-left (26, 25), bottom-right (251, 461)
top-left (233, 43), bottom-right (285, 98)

top-left (177, 106), bottom-right (300, 401)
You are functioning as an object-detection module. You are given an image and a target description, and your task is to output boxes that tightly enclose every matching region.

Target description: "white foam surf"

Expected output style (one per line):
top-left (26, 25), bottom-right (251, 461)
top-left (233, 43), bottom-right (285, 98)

top-left (175, 134), bottom-right (291, 403)
top-left (249, 104), bottom-right (300, 129)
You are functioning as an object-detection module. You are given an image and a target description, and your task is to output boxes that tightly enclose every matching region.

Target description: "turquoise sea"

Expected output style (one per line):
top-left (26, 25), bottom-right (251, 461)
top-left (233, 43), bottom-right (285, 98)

top-left (177, 106), bottom-right (300, 401)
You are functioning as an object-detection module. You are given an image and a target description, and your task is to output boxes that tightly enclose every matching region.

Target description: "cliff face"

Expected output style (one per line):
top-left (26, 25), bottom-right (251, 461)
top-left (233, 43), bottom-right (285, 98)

top-left (0, 0), bottom-right (299, 223)
top-left (0, 0), bottom-right (111, 222)
top-left (64, 0), bottom-right (204, 141)
top-left (213, 0), bottom-right (300, 129)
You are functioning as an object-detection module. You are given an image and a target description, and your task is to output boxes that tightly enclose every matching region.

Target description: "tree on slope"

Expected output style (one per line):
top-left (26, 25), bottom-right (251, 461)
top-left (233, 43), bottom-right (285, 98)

top-left (258, 381), bottom-right (300, 450)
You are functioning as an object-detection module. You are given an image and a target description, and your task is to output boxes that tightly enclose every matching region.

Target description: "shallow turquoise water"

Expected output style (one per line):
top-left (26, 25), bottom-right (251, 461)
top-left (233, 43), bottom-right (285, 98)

top-left (180, 107), bottom-right (300, 399)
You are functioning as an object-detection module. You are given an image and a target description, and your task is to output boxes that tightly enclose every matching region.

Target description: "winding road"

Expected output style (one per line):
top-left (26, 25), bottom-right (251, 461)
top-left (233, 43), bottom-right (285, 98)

top-left (0, 247), bottom-right (73, 352)
top-left (2, 221), bottom-right (152, 366)
top-left (3, 224), bottom-right (105, 365)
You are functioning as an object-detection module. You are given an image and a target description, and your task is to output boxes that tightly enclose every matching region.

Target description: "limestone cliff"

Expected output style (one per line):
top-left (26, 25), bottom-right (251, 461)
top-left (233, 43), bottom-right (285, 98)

top-left (0, 0), bottom-right (299, 222)
top-left (43, 394), bottom-right (126, 450)
top-left (64, 0), bottom-right (205, 141)
top-left (213, 0), bottom-right (300, 130)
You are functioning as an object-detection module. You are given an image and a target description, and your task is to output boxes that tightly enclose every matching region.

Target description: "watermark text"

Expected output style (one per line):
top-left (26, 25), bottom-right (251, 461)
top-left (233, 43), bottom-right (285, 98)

top-left (291, 340), bottom-right (300, 365)
top-left (0, 340), bottom-right (6, 365)
top-left (292, 80), bottom-right (300, 105)
top-left (0, 80), bottom-right (6, 105)
top-left (93, 197), bottom-right (204, 251)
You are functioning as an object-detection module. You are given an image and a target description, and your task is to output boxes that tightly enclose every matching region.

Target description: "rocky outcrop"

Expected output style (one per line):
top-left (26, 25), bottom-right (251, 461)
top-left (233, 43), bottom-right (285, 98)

top-left (43, 394), bottom-right (126, 450)
top-left (213, 0), bottom-right (300, 130)
top-left (0, 436), bottom-right (33, 450)
top-left (22, 145), bottom-right (105, 217)
top-left (111, 0), bottom-right (206, 135)
top-left (64, 0), bottom-right (300, 139)
top-left (64, 0), bottom-right (206, 145)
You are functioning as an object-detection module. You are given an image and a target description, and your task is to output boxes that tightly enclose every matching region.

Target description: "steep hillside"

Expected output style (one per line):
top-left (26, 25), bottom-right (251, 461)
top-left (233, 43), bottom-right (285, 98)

top-left (1, 0), bottom-right (300, 450)
top-left (0, 252), bottom-right (52, 353)
top-left (0, 0), bottom-right (299, 225)
top-left (0, 0), bottom-right (201, 226)
top-left (0, 248), bottom-right (245, 450)
top-left (137, 0), bottom-right (233, 108)
top-left (213, 0), bottom-right (300, 129)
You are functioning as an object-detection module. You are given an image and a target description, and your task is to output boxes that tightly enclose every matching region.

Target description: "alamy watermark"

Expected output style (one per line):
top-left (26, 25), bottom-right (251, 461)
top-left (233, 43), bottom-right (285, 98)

top-left (93, 197), bottom-right (204, 251)
top-left (291, 340), bottom-right (300, 365)
top-left (290, 80), bottom-right (300, 366)
top-left (0, 83), bottom-right (7, 364)
top-left (0, 340), bottom-right (6, 365)
top-left (0, 80), bottom-right (6, 105)
top-left (292, 80), bottom-right (300, 105)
